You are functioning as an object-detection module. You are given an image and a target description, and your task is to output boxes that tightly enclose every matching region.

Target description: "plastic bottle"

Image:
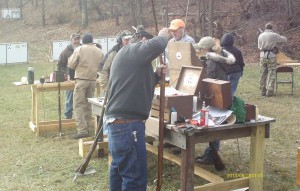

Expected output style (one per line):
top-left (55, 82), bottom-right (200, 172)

top-left (170, 107), bottom-right (177, 125)
top-left (27, 66), bottom-right (34, 84)
top-left (200, 101), bottom-right (209, 127)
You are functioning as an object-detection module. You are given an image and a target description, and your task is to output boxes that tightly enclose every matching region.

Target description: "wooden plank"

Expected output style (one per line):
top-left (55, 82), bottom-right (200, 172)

top-left (249, 125), bottom-right (265, 191)
top-left (194, 177), bottom-right (249, 191)
top-left (146, 143), bottom-right (223, 184)
top-left (39, 121), bottom-right (77, 132)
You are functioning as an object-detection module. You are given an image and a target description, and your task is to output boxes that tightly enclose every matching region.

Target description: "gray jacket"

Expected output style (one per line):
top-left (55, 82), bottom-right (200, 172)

top-left (105, 36), bottom-right (169, 120)
top-left (258, 29), bottom-right (287, 58)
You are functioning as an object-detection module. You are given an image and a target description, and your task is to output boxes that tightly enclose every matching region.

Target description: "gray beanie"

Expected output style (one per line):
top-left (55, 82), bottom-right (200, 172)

top-left (193, 36), bottom-right (215, 50)
top-left (82, 33), bottom-right (93, 44)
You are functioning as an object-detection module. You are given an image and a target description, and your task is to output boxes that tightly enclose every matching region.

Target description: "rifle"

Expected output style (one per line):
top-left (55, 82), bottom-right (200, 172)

top-left (73, 86), bottom-right (109, 180)
top-left (209, 141), bottom-right (225, 171)
top-left (151, 0), bottom-right (167, 190)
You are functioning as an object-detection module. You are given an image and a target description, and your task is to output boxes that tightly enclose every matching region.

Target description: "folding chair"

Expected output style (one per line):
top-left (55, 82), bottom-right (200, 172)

top-left (275, 66), bottom-right (294, 95)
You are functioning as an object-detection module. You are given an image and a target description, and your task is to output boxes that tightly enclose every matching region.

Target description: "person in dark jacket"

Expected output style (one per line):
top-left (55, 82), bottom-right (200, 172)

top-left (220, 33), bottom-right (245, 97)
top-left (104, 28), bottom-right (169, 191)
top-left (57, 33), bottom-right (80, 119)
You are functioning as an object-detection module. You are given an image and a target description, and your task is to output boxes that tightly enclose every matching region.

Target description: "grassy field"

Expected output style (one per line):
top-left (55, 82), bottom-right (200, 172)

top-left (1, 61), bottom-right (300, 191)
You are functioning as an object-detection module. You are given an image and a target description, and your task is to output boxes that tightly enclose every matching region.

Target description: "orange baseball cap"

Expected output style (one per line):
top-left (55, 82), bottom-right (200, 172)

top-left (169, 19), bottom-right (185, 30)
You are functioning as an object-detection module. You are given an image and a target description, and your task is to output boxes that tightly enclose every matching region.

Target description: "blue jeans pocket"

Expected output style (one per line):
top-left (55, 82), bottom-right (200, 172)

top-left (108, 124), bottom-right (134, 155)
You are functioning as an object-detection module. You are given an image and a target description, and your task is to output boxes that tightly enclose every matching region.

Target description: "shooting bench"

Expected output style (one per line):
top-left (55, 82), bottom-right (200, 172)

top-left (29, 81), bottom-right (100, 136)
top-left (88, 97), bottom-right (275, 190)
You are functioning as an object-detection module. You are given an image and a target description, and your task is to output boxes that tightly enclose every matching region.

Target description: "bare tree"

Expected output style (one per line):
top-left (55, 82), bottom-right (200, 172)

top-left (130, 0), bottom-right (137, 26)
top-left (41, 0), bottom-right (45, 26)
top-left (208, 0), bottom-right (214, 37)
top-left (81, 0), bottom-right (88, 28)
top-left (5, 0), bottom-right (8, 8)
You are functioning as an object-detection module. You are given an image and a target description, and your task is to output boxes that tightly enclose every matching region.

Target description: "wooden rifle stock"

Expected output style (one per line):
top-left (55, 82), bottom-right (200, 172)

top-left (209, 141), bottom-right (225, 171)
top-left (75, 88), bottom-right (109, 174)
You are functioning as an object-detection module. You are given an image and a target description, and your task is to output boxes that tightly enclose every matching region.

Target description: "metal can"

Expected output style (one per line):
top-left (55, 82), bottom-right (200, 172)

top-left (27, 66), bottom-right (34, 84)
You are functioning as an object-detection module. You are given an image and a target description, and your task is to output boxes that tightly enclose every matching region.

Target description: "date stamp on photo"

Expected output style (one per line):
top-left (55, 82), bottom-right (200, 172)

top-left (226, 173), bottom-right (263, 178)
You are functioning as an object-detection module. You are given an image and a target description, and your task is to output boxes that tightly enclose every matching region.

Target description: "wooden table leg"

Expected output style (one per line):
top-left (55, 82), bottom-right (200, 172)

top-left (249, 125), bottom-right (265, 191)
top-left (181, 135), bottom-right (195, 191)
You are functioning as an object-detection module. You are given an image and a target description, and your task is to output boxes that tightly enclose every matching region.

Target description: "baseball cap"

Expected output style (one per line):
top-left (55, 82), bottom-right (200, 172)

top-left (119, 30), bottom-right (132, 39)
top-left (193, 36), bottom-right (215, 50)
top-left (132, 25), bottom-right (153, 39)
top-left (169, 19), bottom-right (185, 30)
top-left (70, 33), bottom-right (80, 39)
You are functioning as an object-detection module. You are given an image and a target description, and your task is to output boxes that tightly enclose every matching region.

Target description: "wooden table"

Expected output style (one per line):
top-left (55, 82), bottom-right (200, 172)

top-left (146, 116), bottom-right (275, 191)
top-left (88, 98), bottom-right (275, 191)
top-left (29, 81), bottom-right (100, 136)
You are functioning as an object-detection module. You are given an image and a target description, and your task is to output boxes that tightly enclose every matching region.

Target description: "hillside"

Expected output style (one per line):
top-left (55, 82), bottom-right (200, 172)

top-left (0, 0), bottom-right (300, 65)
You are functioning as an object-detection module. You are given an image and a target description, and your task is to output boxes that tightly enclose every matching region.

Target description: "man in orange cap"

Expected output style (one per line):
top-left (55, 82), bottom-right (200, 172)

top-left (168, 19), bottom-right (195, 43)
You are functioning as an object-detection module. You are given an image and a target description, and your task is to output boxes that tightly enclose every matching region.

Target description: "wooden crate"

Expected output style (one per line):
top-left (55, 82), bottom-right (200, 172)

top-left (168, 42), bottom-right (205, 85)
top-left (202, 78), bottom-right (232, 109)
top-left (151, 95), bottom-right (193, 122)
top-left (176, 66), bottom-right (206, 96)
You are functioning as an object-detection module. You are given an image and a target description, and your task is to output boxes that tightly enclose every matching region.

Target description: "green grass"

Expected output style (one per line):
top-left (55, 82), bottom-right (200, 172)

top-left (1, 62), bottom-right (300, 190)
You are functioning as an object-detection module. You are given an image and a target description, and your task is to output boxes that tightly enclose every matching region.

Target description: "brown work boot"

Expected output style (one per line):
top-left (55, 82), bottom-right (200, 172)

top-left (266, 90), bottom-right (273, 97)
top-left (195, 157), bottom-right (214, 165)
top-left (71, 132), bottom-right (89, 139)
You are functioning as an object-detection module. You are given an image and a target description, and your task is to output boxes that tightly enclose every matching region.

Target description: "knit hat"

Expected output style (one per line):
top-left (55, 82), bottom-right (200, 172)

top-left (193, 36), bottom-right (215, 50)
top-left (169, 19), bottom-right (185, 30)
top-left (82, 33), bottom-right (93, 44)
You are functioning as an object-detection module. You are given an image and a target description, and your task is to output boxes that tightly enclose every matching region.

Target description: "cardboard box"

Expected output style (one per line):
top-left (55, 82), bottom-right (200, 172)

top-left (202, 78), bottom-right (232, 109)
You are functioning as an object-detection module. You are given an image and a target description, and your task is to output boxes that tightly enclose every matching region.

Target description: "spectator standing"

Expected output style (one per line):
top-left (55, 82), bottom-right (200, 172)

top-left (166, 19), bottom-right (195, 81)
top-left (258, 22), bottom-right (287, 97)
top-left (57, 33), bottom-right (80, 119)
top-left (193, 36), bottom-right (235, 165)
top-left (220, 32), bottom-right (245, 97)
top-left (68, 33), bottom-right (104, 139)
top-left (104, 28), bottom-right (169, 191)
top-left (98, 30), bottom-right (132, 94)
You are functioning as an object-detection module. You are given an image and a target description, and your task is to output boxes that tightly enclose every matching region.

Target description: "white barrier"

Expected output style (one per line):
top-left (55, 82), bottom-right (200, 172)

top-left (51, 37), bottom-right (117, 61)
top-left (0, 42), bottom-right (28, 65)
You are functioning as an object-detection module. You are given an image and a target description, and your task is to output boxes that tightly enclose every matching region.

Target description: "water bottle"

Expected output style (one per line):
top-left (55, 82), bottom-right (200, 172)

top-left (170, 107), bottom-right (177, 125)
top-left (28, 66), bottom-right (34, 84)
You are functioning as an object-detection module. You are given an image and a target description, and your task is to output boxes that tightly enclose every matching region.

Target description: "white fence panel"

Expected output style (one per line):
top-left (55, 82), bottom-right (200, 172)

top-left (0, 44), bottom-right (7, 64)
top-left (2, 8), bottom-right (21, 18)
top-left (51, 40), bottom-right (70, 61)
top-left (6, 43), bottom-right (28, 63)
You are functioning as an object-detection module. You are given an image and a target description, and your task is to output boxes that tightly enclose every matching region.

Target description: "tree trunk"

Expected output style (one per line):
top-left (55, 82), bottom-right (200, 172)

top-left (78, 0), bottom-right (82, 11)
top-left (136, 0), bottom-right (143, 25)
top-left (19, 0), bottom-right (22, 18)
top-left (35, 0), bottom-right (38, 7)
top-left (91, 0), bottom-right (102, 19)
top-left (110, 0), bottom-right (114, 18)
top-left (121, 0), bottom-right (125, 24)
top-left (81, 0), bottom-right (88, 28)
top-left (208, 0), bottom-right (214, 37)
top-left (5, 0), bottom-right (8, 8)
top-left (41, 0), bottom-right (45, 26)
top-left (130, 0), bottom-right (137, 26)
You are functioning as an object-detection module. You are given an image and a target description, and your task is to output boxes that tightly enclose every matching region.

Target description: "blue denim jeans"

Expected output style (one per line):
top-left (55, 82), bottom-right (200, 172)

top-left (228, 72), bottom-right (242, 97)
top-left (64, 90), bottom-right (73, 119)
top-left (107, 121), bottom-right (147, 191)
top-left (204, 140), bottom-right (220, 161)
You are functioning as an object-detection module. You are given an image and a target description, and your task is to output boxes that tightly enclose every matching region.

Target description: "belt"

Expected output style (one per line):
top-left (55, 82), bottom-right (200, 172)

top-left (112, 119), bottom-right (144, 124)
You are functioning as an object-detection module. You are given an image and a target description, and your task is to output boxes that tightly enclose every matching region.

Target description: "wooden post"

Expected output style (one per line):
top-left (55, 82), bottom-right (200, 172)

top-left (297, 147), bottom-right (300, 185)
